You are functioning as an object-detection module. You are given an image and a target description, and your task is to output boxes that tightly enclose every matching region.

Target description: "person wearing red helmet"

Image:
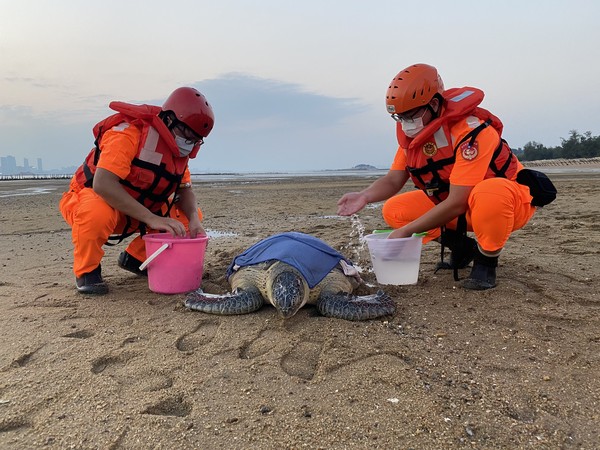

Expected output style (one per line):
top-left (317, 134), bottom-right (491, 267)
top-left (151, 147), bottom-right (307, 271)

top-left (338, 64), bottom-right (554, 290)
top-left (59, 87), bottom-right (215, 294)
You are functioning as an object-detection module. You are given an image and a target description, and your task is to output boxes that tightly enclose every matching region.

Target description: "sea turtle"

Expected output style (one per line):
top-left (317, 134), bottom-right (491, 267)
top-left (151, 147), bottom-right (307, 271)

top-left (184, 232), bottom-right (395, 321)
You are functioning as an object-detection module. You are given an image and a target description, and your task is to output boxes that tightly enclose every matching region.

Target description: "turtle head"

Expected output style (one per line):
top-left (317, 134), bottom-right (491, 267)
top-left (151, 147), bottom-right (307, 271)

top-left (267, 267), bottom-right (308, 319)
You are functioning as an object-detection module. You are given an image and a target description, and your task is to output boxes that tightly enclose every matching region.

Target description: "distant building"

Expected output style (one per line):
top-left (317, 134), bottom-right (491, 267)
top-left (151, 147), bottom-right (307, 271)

top-left (0, 155), bottom-right (17, 175)
top-left (0, 155), bottom-right (46, 175)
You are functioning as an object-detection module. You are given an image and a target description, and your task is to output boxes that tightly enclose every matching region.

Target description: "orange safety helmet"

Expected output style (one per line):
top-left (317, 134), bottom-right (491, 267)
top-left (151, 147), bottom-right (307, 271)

top-left (162, 87), bottom-right (215, 138)
top-left (385, 64), bottom-right (445, 114)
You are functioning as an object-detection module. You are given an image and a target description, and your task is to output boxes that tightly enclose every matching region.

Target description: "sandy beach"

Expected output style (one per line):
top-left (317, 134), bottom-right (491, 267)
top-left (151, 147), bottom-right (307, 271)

top-left (1, 166), bottom-right (599, 449)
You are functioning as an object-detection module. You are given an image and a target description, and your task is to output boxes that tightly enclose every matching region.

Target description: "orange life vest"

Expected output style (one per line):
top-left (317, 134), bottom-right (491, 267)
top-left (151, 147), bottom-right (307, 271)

top-left (73, 102), bottom-right (188, 214)
top-left (396, 87), bottom-right (519, 203)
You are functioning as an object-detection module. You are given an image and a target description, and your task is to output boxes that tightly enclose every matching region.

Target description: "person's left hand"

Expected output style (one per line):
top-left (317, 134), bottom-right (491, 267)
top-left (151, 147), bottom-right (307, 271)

top-left (388, 227), bottom-right (412, 239)
top-left (188, 216), bottom-right (206, 238)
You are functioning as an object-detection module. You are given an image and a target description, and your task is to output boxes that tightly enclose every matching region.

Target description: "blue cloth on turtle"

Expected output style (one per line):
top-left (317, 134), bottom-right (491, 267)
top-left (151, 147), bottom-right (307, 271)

top-left (227, 232), bottom-right (354, 288)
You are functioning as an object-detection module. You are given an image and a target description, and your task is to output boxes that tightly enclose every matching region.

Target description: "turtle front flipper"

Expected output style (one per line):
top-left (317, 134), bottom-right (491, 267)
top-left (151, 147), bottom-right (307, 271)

top-left (316, 290), bottom-right (395, 321)
top-left (184, 287), bottom-right (264, 315)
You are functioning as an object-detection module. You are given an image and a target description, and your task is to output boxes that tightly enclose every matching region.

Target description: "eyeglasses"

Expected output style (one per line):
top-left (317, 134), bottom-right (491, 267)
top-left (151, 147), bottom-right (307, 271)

top-left (174, 121), bottom-right (204, 146)
top-left (391, 106), bottom-right (427, 123)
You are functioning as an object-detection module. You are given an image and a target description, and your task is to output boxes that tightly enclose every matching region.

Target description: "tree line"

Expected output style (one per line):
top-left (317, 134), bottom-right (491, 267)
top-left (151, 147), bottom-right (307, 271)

top-left (516, 130), bottom-right (600, 161)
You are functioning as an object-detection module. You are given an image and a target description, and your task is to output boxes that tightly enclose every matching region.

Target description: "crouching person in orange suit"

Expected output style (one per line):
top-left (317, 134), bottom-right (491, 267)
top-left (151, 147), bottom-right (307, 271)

top-left (59, 87), bottom-right (214, 295)
top-left (337, 64), bottom-right (553, 290)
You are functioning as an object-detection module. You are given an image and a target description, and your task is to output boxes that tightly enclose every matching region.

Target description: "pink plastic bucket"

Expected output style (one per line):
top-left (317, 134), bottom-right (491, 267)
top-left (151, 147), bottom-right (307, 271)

top-left (141, 233), bottom-right (208, 294)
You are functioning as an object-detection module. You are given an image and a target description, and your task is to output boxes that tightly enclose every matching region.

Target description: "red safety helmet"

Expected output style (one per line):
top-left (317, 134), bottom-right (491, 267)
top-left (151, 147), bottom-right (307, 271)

top-left (162, 87), bottom-right (215, 138)
top-left (385, 64), bottom-right (445, 114)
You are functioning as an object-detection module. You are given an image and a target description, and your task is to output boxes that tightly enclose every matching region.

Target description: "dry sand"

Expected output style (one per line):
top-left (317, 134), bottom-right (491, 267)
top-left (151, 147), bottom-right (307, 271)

top-left (0, 167), bottom-right (599, 449)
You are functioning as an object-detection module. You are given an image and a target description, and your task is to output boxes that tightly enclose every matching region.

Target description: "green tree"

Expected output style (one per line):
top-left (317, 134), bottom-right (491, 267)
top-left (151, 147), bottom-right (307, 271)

top-left (560, 130), bottom-right (600, 158)
top-left (520, 130), bottom-right (600, 161)
top-left (522, 141), bottom-right (555, 161)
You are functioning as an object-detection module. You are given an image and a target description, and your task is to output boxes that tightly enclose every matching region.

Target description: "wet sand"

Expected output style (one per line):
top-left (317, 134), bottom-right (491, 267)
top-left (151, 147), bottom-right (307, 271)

top-left (0, 167), bottom-right (599, 448)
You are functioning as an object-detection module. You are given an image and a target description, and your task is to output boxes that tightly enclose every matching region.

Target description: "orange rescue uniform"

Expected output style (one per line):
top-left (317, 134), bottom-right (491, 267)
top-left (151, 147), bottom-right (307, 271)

top-left (60, 116), bottom-right (201, 277)
top-left (383, 88), bottom-right (536, 253)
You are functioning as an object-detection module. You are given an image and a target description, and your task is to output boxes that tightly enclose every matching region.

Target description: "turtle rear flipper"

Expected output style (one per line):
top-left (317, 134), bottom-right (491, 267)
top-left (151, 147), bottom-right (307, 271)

top-left (184, 287), bottom-right (264, 315)
top-left (316, 290), bottom-right (395, 321)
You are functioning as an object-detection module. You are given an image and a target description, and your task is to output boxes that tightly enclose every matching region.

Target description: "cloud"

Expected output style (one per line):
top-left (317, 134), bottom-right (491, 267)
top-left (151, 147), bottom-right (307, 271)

top-left (184, 73), bottom-right (391, 172)
top-left (0, 72), bottom-right (395, 173)
top-left (194, 73), bottom-right (361, 131)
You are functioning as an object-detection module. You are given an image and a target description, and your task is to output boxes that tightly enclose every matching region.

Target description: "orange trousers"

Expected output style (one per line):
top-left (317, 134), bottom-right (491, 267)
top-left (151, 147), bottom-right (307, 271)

top-left (381, 178), bottom-right (536, 253)
top-left (59, 188), bottom-right (202, 277)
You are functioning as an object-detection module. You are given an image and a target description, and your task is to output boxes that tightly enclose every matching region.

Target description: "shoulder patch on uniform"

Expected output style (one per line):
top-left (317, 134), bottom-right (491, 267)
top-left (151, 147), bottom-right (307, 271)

top-left (460, 141), bottom-right (478, 160)
top-left (112, 122), bottom-right (130, 132)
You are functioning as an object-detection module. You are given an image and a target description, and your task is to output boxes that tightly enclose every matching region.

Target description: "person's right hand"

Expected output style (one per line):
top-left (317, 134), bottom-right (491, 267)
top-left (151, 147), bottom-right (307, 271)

top-left (337, 192), bottom-right (368, 216)
top-left (145, 216), bottom-right (188, 237)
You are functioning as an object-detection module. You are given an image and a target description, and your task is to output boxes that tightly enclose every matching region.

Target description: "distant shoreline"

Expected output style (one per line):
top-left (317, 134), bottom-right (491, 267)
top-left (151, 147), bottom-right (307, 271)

top-left (1, 157), bottom-right (599, 182)
top-left (523, 156), bottom-right (600, 168)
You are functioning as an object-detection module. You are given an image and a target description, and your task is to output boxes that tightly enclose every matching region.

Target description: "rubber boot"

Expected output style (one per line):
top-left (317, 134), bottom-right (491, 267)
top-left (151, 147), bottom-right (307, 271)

top-left (76, 264), bottom-right (109, 295)
top-left (118, 251), bottom-right (148, 277)
top-left (461, 250), bottom-right (498, 290)
top-left (435, 229), bottom-right (477, 271)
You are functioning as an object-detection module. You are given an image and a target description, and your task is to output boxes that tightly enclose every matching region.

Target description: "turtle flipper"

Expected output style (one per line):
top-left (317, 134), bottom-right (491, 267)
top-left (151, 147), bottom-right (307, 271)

top-left (316, 290), bottom-right (395, 321)
top-left (184, 287), bottom-right (264, 315)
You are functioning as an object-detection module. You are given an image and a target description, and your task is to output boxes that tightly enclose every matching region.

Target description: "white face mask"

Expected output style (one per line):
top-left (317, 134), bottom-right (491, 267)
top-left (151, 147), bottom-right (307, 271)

top-left (175, 135), bottom-right (195, 157)
top-left (401, 116), bottom-right (426, 138)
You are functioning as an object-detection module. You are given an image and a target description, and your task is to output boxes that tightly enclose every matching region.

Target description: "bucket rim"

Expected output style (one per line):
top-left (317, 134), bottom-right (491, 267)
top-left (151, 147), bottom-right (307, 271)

top-left (142, 232), bottom-right (209, 243)
top-left (364, 232), bottom-right (422, 241)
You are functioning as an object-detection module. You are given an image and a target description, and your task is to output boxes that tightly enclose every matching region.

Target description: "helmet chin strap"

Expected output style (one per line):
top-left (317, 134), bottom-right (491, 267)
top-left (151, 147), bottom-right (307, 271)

top-left (159, 111), bottom-right (177, 132)
top-left (426, 104), bottom-right (437, 118)
top-left (427, 94), bottom-right (443, 119)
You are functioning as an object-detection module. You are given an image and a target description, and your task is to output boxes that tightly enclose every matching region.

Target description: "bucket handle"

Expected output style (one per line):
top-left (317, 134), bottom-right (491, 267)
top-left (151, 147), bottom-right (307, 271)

top-left (139, 243), bottom-right (170, 271)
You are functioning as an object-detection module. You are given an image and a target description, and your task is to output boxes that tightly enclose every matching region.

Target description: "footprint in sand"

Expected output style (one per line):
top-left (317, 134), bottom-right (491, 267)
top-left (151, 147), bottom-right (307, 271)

top-left (9, 347), bottom-right (43, 369)
top-left (0, 416), bottom-right (31, 433)
top-left (90, 351), bottom-right (173, 392)
top-left (90, 352), bottom-right (136, 375)
top-left (120, 336), bottom-right (143, 347)
top-left (280, 341), bottom-right (323, 380)
top-left (62, 330), bottom-right (94, 339)
top-left (140, 375), bottom-right (174, 392)
top-left (175, 320), bottom-right (219, 352)
top-left (141, 395), bottom-right (192, 417)
top-left (118, 369), bottom-right (174, 393)
top-left (239, 329), bottom-right (279, 360)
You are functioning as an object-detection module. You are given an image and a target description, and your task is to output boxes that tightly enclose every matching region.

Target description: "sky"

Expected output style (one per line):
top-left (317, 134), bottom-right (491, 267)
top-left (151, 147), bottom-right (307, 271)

top-left (1, 0), bottom-right (599, 173)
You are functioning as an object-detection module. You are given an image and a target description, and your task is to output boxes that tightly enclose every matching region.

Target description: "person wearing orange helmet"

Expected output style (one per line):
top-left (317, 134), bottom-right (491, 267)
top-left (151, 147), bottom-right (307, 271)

top-left (59, 87), bottom-right (215, 294)
top-left (337, 63), bottom-right (551, 290)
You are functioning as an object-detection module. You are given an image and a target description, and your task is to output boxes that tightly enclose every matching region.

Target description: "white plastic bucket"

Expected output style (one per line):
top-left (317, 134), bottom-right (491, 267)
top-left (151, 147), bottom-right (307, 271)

top-left (365, 232), bottom-right (423, 285)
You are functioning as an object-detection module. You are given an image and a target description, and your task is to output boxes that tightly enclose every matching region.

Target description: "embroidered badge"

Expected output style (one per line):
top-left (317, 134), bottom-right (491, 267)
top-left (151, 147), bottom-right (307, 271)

top-left (460, 141), bottom-right (478, 160)
top-left (423, 142), bottom-right (437, 157)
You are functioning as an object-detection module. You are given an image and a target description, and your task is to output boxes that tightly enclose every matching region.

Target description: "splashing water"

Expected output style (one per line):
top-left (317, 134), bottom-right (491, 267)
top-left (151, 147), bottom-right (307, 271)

top-left (338, 214), bottom-right (371, 272)
top-left (350, 214), bottom-right (366, 250)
